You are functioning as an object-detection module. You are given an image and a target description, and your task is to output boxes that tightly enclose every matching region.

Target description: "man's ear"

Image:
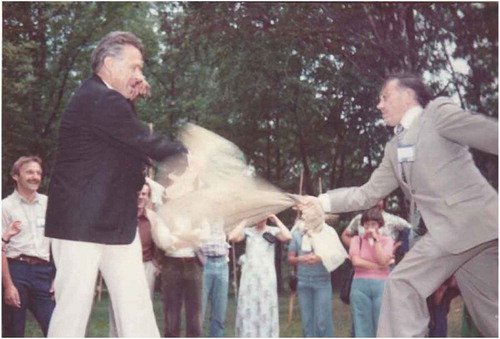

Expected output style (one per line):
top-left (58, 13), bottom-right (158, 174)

top-left (12, 174), bottom-right (19, 184)
top-left (405, 88), bottom-right (418, 104)
top-left (102, 56), bottom-right (114, 74)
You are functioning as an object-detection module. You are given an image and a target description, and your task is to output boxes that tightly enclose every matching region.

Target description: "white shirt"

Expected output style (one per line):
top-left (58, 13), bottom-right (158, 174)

top-left (201, 218), bottom-right (229, 257)
top-left (395, 105), bottom-right (423, 133)
top-left (102, 78), bottom-right (113, 89)
top-left (145, 177), bottom-right (166, 211)
top-left (2, 190), bottom-right (51, 261)
top-left (163, 216), bottom-right (210, 257)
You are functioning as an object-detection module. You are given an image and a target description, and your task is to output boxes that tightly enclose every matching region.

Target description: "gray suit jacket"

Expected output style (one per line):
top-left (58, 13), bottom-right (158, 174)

top-left (327, 97), bottom-right (498, 254)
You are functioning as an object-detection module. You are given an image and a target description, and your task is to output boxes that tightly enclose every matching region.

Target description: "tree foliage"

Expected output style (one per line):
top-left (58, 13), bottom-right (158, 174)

top-left (3, 2), bottom-right (497, 201)
top-left (150, 2), bottom-right (498, 203)
top-left (2, 2), bottom-right (154, 193)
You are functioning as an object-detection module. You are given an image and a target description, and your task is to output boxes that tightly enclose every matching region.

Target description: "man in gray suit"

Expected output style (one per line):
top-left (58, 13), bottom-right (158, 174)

top-left (300, 74), bottom-right (498, 337)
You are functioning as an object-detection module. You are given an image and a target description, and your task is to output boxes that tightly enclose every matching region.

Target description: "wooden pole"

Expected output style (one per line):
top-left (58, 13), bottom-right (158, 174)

top-left (295, 170), bottom-right (304, 219)
top-left (299, 170), bottom-right (304, 195)
top-left (147, 123), bottom-right (154, 179)
top-left (287, 292), bottom-right (295, 323)
top-left (231, 241), bottom-right (238, 298)
top-left (96, 273), bottom-right (103, 301)
top-left (288, 169), bottom-right (304, 323)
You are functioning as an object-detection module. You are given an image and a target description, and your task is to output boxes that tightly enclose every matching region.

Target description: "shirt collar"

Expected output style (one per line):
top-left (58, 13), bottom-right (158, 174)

top-left (13, 189), bottom-right (40, 204)
top-left (102, 79), bottom-right (113, 90)
top-left (397, 105), bottom-right (423, 131)
top-left (95, 74), bottom-right (113, 89)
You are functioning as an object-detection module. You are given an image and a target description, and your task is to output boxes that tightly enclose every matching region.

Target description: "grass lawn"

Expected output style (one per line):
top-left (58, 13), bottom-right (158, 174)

top-left (24, 289), bottom-right (465, 337)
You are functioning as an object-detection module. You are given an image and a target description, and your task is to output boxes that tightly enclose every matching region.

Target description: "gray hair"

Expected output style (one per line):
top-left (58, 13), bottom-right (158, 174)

top-left (91, 31), bottom-right (144, 74)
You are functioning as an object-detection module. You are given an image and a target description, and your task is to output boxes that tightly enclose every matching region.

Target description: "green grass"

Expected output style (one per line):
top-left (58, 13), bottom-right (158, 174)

top-left (25, 289), bottom-right (464, 337)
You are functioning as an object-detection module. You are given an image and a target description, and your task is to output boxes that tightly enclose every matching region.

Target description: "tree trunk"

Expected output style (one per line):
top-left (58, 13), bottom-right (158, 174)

top-left (275, 242), bottom-right (283, 293)
top-left (403, 4), bottom-right (417, 71)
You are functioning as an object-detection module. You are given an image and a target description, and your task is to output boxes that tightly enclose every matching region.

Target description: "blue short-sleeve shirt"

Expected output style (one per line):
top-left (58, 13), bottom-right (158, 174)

top-left (289, 229), bottom-right (330, 279)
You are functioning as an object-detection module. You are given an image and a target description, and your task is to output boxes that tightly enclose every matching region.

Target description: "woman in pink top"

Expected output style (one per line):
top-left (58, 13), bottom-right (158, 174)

top-left (349, 207), bottom-right (394, 337)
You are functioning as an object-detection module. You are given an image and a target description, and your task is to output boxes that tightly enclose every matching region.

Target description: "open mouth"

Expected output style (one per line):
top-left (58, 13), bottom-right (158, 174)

top-left (131, 80), bottom-right (142, 88)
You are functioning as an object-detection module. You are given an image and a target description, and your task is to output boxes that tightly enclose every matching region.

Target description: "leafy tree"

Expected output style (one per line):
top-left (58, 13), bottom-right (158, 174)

top-left (2, 2), bottom-right (155, 195)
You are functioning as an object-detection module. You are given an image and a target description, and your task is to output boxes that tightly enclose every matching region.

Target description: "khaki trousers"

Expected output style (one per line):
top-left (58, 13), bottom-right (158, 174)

top-left (377, 234), bottom-right (498, 337)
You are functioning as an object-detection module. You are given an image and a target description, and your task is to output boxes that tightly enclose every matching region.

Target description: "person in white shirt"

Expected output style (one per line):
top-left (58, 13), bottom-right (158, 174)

top-left (2, 156), bottom-right (54, 337)
top-left (156, 214), bottom-right (209, 337)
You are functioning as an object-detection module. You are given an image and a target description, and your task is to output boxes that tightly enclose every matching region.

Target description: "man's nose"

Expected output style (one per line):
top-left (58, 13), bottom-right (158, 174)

top-left (135, 72), bottom-right (145, 81)
top-left (376, 100), bottom-right (383, 111)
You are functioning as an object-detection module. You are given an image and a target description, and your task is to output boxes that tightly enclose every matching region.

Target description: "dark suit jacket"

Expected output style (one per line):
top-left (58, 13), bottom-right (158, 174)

top-left (45, 75), bottom-right (185, 244)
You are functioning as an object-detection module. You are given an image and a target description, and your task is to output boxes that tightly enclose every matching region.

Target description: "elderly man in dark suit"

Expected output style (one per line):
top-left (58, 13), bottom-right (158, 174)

top-left (45, 31), bottom-right (186, 337)
top-left (300, 74), bottom-right (497, 337)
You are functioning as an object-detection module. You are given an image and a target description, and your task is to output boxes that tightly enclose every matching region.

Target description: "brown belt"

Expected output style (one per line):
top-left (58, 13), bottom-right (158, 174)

top-left (164, 256), bottom-right (198, 263)
top-left (10, 255), bottom-right (50, 266)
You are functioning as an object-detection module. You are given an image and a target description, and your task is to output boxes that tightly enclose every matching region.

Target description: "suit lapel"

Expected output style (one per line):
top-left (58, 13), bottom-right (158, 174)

top-left (387, 139), bottom-right (410, 192)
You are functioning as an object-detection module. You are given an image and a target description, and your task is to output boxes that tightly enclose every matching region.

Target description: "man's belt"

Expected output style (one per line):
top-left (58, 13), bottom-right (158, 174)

top-left (164, 256), bottom-right (198, 263)
top-left (206, 254), bottom-right (226, 258)
top-left (10, 255), bottom-right (50, 266)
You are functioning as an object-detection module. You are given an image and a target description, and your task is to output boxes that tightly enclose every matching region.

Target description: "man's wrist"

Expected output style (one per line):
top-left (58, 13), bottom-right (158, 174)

top-left (2, 237), bottom-right (10, 244)
top-left (3, 280), bottom-right (15, 289)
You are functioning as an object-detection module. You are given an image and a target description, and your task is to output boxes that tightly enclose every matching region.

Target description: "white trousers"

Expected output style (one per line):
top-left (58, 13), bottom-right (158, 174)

top-left (109, 260), bottom-right (157, 337)
top-left (48, 234), bottom-right (160, 337)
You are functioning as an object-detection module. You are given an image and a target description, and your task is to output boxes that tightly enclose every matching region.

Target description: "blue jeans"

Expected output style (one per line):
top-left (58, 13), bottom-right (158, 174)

top-left (429, 301), bottom-right (448, 337)
top-left (350, 278), bottom-right (385, 337)
top-left (297, 275), bottom-right (334, 337)
top-left (201, 257), bottom-right (229, 337)
top-left (2, 259), bottom-right (55, 337)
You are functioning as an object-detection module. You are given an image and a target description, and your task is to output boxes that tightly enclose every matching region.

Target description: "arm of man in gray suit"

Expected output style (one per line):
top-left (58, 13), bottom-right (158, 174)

top-left (322, 146), bottom-right (400, 214)
top-left (433, 97), bottom-right (498, 155)
top-left (302, 98), bottom-right (497, 218)
top-left (301, 149), bottom-right (399, 218)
